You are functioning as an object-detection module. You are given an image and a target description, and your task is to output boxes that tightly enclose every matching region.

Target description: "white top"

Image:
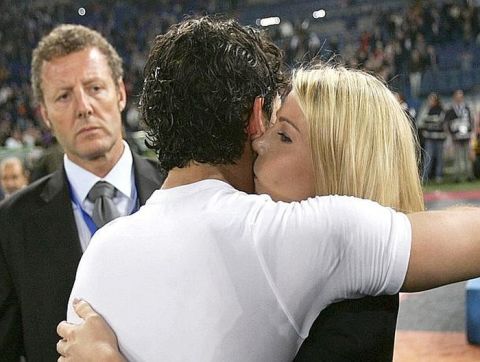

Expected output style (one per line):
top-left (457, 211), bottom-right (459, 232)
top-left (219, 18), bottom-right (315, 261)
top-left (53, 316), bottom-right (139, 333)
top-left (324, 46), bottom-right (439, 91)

top-left (64, 141), bottom-right (137, 251)
top-left (68, 179), bottom-right (411, 362)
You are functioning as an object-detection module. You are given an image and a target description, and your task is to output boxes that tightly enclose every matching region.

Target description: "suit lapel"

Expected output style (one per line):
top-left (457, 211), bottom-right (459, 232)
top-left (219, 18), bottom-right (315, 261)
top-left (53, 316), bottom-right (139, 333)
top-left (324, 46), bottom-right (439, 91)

top-left (34, 168), bottom-right (81, 257)
top-left (132, 153), bottom-right (165, 205)
top-left (23, 170), bottom-right (82, 349)
top-left (26, 168), bottom-right (82, 286)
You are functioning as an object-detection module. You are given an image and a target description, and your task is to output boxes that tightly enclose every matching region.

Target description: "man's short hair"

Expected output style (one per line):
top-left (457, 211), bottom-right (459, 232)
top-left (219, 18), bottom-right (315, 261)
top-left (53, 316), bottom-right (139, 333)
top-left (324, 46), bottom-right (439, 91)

top-left (31, 24), bottom-right (124, 104)
top-left (141, 16), bottom-right (286, 172)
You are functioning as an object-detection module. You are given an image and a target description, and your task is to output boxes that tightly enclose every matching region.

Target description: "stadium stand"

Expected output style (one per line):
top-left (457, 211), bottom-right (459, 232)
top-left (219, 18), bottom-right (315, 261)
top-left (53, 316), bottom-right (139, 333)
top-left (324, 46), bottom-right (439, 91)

top-left (2, 0), bottom-right (480, 180)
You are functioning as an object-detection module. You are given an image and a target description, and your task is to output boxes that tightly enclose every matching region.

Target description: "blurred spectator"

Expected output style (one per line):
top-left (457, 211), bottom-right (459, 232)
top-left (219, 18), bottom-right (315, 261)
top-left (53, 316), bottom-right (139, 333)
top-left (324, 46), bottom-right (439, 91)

top-left (425, 45), bottom-right (438, 71)
top-left (395, 92), bottom-right (417, 124)
top-left (470, 115), bottom-right (480, 179)
top-left (5, 128), bottom-right (24, 149)
top-left (418, 93), bottom-right (446, 183)
top-left (445, 89), bottom-right (474, 182)
top-left (409, 48), bottom-right (427, 98)
top-left (29, 137), bottom-right (63, 182)
top-left (460, 48), bottom-right (473, 70)
top-left (0, 157), bottom-right (29, 200)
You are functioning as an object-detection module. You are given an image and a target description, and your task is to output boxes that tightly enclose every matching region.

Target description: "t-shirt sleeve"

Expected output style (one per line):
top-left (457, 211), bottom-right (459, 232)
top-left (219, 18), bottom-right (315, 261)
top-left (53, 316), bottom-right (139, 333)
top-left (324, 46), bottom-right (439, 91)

top-left (250, 195), bottom-right (411, 337)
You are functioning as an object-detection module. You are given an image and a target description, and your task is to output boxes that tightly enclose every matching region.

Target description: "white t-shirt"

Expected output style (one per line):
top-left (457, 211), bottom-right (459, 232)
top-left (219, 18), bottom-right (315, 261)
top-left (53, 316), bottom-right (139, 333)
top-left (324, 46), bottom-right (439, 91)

top-left (68, 179), bottom-right (411, 362)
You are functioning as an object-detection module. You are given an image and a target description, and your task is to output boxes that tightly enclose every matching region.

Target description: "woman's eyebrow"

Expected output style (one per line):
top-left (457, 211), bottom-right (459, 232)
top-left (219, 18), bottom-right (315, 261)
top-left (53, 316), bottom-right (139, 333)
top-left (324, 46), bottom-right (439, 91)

top-left (278, 116), bottom-right (300, 132)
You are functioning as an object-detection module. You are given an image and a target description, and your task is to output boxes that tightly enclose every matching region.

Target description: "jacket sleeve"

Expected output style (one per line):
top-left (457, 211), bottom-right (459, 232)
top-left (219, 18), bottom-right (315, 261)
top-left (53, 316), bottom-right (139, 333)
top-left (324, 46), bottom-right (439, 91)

top-left (294, 295), bottom-right (399, 362)
top-left (0, 212), bottom-right (24, 360)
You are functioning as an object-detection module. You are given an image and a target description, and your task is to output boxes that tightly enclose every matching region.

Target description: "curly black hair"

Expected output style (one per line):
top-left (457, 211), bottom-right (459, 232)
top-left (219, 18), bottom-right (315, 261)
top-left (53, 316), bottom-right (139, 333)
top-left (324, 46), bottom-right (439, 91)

top-left (140, 15), bottom-right (286, 172)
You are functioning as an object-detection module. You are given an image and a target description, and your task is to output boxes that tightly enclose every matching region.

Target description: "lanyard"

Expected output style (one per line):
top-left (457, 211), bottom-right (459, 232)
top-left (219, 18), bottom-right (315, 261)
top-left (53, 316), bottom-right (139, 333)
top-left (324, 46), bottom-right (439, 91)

top-left (67, 180), bottom-right (140, 236)
top-left (68, 185), bottom-right (100, 236)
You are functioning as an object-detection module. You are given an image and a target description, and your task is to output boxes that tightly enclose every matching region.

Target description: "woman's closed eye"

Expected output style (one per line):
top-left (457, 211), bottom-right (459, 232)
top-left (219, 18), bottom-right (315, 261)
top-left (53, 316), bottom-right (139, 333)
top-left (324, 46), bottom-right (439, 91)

top-left (277, 132), bottom-right (292, 143)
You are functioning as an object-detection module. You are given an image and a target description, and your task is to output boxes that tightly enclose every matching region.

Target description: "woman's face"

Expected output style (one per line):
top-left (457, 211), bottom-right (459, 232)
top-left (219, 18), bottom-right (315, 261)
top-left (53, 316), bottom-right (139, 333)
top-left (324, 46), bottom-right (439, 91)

top-left (252, 92), bottom-right (315, 202)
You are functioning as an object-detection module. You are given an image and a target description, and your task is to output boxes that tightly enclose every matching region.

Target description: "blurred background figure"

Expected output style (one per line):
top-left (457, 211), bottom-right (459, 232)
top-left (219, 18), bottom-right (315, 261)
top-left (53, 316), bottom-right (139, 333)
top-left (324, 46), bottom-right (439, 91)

top-left (29, 137), bottom-right (63, 182)
top-left (470, 114), bottom-right (480, 179)
top-left (445, 89), bottom-right (474, 182)
top-left (418, 92), bottom-right (446, 183)
top-left (408, 48), bottom-right (427, 99)
top-left (4, 128), bottom-right (24, 149)
top-left (395, 92), bottom-right (417, 126)
top-left (0, 157), bottom-right (28, 200)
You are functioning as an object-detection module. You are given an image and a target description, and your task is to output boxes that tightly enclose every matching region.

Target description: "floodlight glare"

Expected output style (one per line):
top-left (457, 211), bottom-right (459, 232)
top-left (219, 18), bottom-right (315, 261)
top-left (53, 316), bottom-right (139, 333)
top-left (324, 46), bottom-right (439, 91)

top-left (259, 17), bottom-right (281, 27)
top-left (313, 9), bottom-right (326, 19)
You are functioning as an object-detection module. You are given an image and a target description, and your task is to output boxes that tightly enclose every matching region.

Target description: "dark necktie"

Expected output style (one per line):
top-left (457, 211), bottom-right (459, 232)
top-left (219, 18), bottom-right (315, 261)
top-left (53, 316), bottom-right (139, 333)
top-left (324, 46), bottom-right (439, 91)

top-left (87, 181), bottom-right (121, 228)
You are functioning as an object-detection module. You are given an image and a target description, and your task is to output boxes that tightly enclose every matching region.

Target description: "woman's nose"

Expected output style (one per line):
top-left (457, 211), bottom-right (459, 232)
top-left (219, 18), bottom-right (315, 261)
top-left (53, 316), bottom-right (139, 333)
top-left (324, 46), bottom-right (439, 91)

top-left (252, 136), bottom-right (261, 153)
top-left (252, 134), bottom-right (267, 155)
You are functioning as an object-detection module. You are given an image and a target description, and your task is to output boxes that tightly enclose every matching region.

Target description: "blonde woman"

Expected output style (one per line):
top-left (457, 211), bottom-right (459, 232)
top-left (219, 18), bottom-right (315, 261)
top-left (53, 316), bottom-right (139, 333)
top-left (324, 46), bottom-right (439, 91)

top-left (255, 64), bottom-right (424, 214)
top-left (265, 65), bottom-right (424, 360)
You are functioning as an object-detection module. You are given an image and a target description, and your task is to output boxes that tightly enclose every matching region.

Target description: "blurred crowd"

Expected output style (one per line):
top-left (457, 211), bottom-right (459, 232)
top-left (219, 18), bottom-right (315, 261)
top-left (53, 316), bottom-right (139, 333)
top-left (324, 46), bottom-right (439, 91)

top-left (266, 0), bottom-right (480, 97)
top-left (1, 0), bottom-right (480, 197)
top-left (417, 89), bottom-right (480, 184)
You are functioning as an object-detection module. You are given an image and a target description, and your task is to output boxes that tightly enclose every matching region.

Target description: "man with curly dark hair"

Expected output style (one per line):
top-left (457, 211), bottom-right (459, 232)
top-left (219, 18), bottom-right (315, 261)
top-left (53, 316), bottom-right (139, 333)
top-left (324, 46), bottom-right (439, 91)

top-left (56, 16), bottom-right (404, 361)
top-left (56, 16), bottom-right (479, 361)
top-left (138, 18), bottom-right (401, 361)
top-left (140, 16), bottom-right (284, 179)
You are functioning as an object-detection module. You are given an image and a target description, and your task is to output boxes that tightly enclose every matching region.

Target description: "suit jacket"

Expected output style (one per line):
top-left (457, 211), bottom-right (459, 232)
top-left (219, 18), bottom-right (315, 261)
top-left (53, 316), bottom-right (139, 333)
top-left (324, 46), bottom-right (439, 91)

top-left (295, 295), bottom-right (399, 361)
top-left (0, 153), bottom-right (165, 362)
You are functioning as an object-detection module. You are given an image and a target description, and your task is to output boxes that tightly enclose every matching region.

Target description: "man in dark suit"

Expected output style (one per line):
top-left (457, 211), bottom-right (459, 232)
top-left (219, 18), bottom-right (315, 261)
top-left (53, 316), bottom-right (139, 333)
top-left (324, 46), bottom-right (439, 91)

top-left (0, 24), bottom-right (165, 361)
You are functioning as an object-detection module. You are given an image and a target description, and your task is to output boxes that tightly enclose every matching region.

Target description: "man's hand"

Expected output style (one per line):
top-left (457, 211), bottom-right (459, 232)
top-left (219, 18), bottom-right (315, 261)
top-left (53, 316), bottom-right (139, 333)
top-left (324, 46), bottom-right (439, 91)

top-left (56, 299), bottom-right (126, 362)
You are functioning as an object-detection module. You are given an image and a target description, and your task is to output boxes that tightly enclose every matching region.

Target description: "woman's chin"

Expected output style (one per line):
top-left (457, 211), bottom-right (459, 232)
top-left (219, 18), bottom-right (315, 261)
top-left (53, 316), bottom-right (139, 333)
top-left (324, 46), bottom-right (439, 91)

top-left (254, 181), bottom-right (272, 198)
top-left (254, 179), bottom-right (298, 203)
top-left (255, 186), bottom-right (290, 203)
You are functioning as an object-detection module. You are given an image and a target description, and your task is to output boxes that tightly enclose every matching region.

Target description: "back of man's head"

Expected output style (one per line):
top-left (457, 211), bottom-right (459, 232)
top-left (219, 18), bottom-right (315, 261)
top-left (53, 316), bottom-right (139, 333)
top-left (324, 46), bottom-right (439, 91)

top-left (140, 16), bottom-right (285, 172)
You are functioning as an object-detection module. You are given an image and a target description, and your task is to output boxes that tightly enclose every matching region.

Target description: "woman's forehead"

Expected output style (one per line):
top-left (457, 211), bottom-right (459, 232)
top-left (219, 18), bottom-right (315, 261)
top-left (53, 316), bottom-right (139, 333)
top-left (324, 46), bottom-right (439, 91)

top-left (276, 92), bottom-right (308, 132)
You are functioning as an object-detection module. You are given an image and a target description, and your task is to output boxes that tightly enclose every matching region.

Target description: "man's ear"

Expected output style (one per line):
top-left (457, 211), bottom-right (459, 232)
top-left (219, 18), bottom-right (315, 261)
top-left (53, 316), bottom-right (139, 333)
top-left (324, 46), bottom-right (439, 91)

top-left (247, 97), bottom-right (266, 140)
top-left (39, 104), bottom-right (51, 129)
top-left (117, 78), bottom-right (127, 112)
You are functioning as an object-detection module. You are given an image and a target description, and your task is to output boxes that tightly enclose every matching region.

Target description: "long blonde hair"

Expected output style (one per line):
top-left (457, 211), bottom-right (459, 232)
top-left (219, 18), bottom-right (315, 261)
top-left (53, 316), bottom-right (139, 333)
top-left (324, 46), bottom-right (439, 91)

top-left (292, 64), bottom-right (424, 213)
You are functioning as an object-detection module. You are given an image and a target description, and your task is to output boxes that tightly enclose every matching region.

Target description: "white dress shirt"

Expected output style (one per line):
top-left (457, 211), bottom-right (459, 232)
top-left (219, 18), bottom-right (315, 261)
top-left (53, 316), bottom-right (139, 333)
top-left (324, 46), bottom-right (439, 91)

top-left (64, 141), bottom-right (137, 251)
